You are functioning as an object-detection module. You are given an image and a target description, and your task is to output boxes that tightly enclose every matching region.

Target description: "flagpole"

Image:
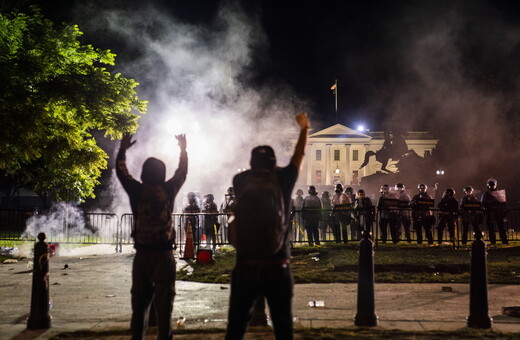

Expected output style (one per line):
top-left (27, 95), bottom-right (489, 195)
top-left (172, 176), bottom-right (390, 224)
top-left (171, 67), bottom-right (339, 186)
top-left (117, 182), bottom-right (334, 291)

top-left (334, 79), bottom-right (338, 123)
top-left (331, 79), bottom-right (338, 123)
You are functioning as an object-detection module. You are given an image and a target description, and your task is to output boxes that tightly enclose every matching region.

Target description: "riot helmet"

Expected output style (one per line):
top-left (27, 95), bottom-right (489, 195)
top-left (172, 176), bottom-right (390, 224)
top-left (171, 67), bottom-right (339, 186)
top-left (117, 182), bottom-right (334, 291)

top-left (395, 183), bottom-right (405, 191)
top-left (345, 186), bottom-right (354, 194)
top-left (444, 188), bottom-right (455, 197)
top-left (380, 184), bottom-right (390, 194)
top-left (322, 191), bottom-right (330, 198)
top-left (357, 189), bottom-right (365, 198)
top-left (335, 184), bottom-right (344, 193)
top-left (308, 186), bottom-right (317, 195)
top-left (296, 189), bottom-right (304, 196)
top-left (227, 187), bottom-right (234, 195)
top-left (418, 184), bottom-right (427, 193)
top-left (463, 186), bottom-right (473, 195)
top-left (487, 178), bottom-right (497, 190)
top-left (204, 193), bottom-right (214, 202)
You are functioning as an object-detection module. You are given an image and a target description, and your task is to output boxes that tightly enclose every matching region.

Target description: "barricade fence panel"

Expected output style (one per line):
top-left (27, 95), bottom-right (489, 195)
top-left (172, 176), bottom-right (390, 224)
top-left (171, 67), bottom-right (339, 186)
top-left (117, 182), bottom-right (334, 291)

top-left (1, 208), bottom-right (518, 254)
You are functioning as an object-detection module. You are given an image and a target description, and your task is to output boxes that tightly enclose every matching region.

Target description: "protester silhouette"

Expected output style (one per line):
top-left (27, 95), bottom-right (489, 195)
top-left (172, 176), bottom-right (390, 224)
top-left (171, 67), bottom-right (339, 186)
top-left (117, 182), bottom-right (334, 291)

top-left (116, 133), bottom-right (188, 340)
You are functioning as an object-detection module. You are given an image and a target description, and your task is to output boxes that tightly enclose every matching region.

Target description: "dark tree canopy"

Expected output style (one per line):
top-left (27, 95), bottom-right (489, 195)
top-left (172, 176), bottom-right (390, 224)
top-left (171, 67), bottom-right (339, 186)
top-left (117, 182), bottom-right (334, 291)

top-left (0, 8), bottom-right (147, 203)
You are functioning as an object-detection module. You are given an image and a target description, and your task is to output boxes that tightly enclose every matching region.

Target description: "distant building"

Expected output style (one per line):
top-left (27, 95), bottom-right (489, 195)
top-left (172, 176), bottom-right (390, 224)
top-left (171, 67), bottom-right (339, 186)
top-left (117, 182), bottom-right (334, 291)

top-left (297, 124), bottom-right (438, 188)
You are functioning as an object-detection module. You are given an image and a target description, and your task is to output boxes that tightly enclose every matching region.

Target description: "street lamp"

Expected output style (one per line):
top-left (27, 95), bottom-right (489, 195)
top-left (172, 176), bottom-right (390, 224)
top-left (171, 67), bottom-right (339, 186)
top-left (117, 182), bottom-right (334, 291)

top-left (334, 164), bottom-right (341, 174)
top-left (436, 169), bottom-right (445, 175)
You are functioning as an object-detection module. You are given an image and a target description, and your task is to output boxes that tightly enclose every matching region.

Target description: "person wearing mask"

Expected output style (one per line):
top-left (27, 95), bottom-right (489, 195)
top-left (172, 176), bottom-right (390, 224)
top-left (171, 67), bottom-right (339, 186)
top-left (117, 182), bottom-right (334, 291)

top-left (481, 178), bottom-right (508, 244)
top-left (203, 193), bottom-right (220, 249)
top-left (226, 112), bottom-right (309, 340)
top-left (354, 189), bottom-right (374, 233)
top-left (460, 186), bottom-right (482, 245)
top-left (331, 183), bottom-right (351, 243)
top-left (116, 133), bottom-right (188, 340)
top-left (302, 186), bottom-right (322, 246)
top-left (183, 192), bottom-right (201, 244)
top-left (377, 184), bottom-right (399, 244)
top-left (437, 188), bottom-right (458, 245)
top-left (320, 191), bottom-right (334, 241)
top-left (395, 183), bottom-right (412, 243)
top-left (410, 184), bottom-right (434, 245)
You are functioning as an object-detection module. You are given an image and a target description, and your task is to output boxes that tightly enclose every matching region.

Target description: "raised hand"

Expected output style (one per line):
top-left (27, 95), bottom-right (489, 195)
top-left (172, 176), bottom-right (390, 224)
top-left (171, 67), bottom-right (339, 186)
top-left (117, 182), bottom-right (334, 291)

top-left (120, 133), bottom-right (136, 150)
top-left (295, 112), bottom-right (310, 130)
top-left (175, 134), bottom-right (187, 150)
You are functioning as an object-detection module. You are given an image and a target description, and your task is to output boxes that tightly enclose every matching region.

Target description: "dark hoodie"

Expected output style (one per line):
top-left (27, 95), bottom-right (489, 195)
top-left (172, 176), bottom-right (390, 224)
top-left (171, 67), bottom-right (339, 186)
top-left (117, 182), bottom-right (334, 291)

top-left (116, 149), bottom-right (188, 251)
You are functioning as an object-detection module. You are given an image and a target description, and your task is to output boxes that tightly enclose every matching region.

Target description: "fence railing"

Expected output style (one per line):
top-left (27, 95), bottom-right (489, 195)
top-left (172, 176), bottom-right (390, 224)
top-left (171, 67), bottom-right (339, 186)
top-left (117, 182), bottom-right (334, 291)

top-left (1, 208), bottom-right (519, 255)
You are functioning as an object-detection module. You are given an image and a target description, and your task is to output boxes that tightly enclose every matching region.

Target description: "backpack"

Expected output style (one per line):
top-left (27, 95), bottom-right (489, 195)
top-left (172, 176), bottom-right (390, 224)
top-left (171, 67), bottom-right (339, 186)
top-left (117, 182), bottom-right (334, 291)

top-left (229, 171), bottom-right (286, 260)
top-left (134, 185), bottom-right (174, 246)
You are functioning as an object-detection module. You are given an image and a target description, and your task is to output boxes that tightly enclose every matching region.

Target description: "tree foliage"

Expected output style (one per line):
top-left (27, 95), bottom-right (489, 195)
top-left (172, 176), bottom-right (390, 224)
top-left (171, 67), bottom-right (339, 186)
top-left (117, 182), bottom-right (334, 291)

top-left (0, 8), bottom-right (147, 203)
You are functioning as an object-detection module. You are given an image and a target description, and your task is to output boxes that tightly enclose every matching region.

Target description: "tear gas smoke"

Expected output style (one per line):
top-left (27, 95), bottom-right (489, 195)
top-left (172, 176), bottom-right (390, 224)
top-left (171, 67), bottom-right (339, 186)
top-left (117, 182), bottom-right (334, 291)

top-left (70, 2), bottom-right (309, 213)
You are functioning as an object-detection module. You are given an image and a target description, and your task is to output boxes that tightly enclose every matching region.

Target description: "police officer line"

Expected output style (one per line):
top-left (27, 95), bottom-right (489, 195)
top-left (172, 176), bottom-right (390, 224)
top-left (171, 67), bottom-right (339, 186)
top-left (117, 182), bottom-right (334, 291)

top-left (1, 209), bottom-right (518, 253)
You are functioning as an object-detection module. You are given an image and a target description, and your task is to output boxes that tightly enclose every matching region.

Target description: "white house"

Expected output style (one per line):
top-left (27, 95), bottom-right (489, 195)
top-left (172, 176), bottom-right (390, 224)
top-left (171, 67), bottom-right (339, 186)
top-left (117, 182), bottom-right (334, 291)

top-left (297, 124), bottom-right (438, 188)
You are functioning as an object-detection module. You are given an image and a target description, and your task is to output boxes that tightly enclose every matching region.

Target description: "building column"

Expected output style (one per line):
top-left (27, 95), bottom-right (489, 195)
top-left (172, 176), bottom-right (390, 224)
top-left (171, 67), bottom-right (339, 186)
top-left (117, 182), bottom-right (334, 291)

top-left (306, 144), bottom-right (313, 185)
top-left (344, 144), bottom-right (351, 185)
top-left (325, 144), bottom-right (331, 185)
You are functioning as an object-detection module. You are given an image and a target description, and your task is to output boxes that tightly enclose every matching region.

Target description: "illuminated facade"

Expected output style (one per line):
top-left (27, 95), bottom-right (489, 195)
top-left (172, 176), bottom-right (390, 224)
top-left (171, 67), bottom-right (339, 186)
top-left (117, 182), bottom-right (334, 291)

top-left (298, 124), bottom-right (438, 187)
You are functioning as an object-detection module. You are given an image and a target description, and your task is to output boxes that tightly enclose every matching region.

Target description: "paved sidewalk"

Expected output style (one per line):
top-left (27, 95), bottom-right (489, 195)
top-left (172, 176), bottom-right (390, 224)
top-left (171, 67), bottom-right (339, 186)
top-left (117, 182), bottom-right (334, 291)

top-left (0, 245), bottom-right (519, 339)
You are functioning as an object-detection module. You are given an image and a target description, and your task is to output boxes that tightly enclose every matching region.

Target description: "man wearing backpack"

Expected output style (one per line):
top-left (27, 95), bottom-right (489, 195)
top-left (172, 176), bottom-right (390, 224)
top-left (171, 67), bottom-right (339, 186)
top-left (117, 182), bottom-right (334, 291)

top-left (226, 112), bottom-right (310, 340)
top-left (116, 133), bottom-right (188, 340)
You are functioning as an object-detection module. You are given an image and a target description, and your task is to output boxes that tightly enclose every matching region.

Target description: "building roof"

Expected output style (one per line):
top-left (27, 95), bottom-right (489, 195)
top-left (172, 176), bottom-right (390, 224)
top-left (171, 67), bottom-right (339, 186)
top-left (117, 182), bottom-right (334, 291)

top-left (309, 124), bottom-right (371, 139)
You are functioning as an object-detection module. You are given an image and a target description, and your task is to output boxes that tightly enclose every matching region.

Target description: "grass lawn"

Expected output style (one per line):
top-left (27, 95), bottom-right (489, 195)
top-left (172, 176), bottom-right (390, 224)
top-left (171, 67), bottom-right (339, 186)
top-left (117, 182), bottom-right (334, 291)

top-left (177, 241), bottom-right (520, 284)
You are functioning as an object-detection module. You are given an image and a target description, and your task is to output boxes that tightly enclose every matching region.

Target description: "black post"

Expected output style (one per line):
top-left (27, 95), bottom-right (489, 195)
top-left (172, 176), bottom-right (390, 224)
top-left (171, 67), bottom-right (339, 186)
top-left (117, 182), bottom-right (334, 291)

top-left (467, 231), bottom-right (493, 329)
top-left (355, 230), bottom-right (378, 327)
top-left (27, 232), bottom-right (52, 329)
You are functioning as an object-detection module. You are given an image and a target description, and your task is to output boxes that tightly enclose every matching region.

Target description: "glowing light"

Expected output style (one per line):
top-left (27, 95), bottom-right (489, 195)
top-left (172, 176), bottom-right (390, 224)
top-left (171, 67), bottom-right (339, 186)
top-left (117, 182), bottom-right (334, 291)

top-left (357, 125), bottom-right (365, 131)
top-left (334, 164), bottom-right (341, 174)
top-left (436, 170), bottom-right (445, 175)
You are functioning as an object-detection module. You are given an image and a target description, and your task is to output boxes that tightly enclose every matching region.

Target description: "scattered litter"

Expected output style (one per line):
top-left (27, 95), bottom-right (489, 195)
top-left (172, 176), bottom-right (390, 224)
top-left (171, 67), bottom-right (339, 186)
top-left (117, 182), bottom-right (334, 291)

top-left (308, 252), bottom-right (320, 257)
top-left (176, 317), bottom-right (186, 329)
top-left (428, 264), bottom-right (435, 269)
top-left (3, 259), bottom-right (18, 264)
top-left (27, 261), bottom-right (33, 270)
top-left (52, 282), bottom-right (61, 285)
top-left (105, 294), bottom-right (116, 298)
top-left (308, 301), bottom-right (325, 307)
top-left (63, 264), bottom-right (69, 270)
top-left (220, 286), bottom-right (228, 290)
top-left (502, 306), bottom-right (520, 318)
top-left (0, 246), bottom-right (19, 256)
top-left (49, 299), bottom-right (53, 309)
top-left (61, 273), bottom-right (68, 276)
top-left (442, 286), bottom-right (453, 292)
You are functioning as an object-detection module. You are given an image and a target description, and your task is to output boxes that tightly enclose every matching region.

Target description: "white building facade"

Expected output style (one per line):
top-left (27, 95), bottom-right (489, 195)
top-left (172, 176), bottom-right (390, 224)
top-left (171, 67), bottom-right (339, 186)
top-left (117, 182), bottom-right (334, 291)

top-left (298, 124), bottom-right (438, 187)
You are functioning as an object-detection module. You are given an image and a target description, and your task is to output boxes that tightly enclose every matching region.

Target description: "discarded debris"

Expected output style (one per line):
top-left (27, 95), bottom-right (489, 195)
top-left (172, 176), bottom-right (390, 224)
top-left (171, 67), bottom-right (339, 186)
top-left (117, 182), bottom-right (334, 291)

top-left (502, 306), bottom-right (520, 318)
top-left (176, 317), bottom-right (186, 329)
top-left (308, 300), bottom-right (325, 307)
top-left (0, 246), bottom-right (19, 256)
top-left (3, 259), bottom-right (18, 264)
top-left (442, 286), bottom-right (453, 292)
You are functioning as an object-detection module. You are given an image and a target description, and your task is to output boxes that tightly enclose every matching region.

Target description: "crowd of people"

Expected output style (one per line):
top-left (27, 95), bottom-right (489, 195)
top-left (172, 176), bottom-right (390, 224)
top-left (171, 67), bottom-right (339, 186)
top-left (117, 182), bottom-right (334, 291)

top-left (291, 178), bottom-right (509, 247)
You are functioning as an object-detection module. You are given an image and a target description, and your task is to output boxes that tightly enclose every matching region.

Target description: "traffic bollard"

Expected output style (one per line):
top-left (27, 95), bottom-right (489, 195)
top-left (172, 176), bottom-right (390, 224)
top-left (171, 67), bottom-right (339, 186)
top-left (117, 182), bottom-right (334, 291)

top-left (467, 231), bottom-right (493, 329)
top-left (354, 230), bottom-right (378, 327)
top-left (27, 232), bottom-right (52, 329)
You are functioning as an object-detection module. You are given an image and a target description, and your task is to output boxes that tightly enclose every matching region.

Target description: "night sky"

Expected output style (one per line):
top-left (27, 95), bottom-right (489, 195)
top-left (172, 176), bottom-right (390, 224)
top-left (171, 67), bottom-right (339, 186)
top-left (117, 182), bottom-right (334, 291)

top-left (26, 0), bottom-right (520, 203)
top-left (39, 0), bottom-right (520, 129)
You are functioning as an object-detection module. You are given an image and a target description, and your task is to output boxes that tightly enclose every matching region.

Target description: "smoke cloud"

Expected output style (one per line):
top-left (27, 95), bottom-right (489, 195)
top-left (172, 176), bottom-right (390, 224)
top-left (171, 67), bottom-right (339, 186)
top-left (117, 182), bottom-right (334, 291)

top-left (70, 2), bottom-right (309, 212)
top-left (359, 1), bottom-right (520, 202)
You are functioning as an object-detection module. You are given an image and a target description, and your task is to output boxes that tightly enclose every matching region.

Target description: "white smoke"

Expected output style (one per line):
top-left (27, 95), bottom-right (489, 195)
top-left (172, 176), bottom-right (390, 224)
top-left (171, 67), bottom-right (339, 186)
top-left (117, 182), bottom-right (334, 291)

top-left (23, 202), bottom-right (87, 240)
top-left (70, 2), bottom-right (309, 212)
